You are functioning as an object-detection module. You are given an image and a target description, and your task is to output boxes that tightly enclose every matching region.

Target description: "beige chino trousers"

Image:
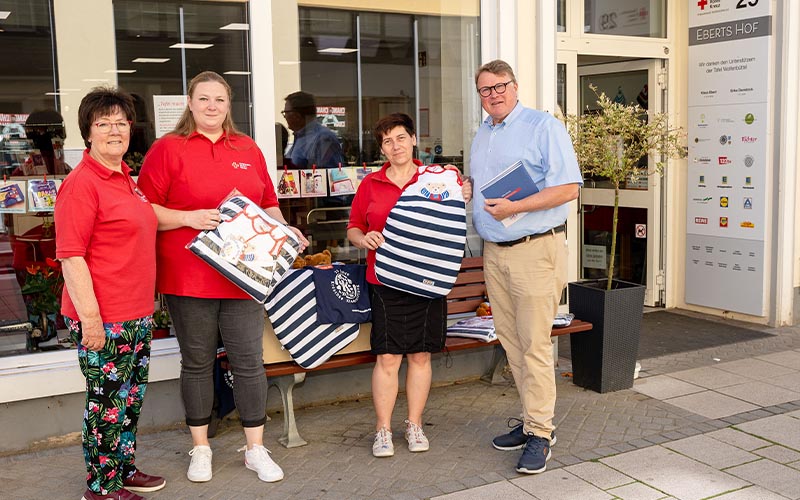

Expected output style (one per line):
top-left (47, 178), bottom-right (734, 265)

top-left (484, 231), bottom-right (568, 439)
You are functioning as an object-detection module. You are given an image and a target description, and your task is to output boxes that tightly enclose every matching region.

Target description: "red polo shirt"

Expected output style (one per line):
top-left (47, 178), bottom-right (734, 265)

top-left (137, 132), bottom-right (279, 298)
top-left (55, 150), bottom-right (158, 322)
top-left (348, 160), bottom-right (423, 284)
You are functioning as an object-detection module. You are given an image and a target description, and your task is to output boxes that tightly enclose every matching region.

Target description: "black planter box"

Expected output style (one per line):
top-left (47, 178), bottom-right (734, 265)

top-left (568, 279), bottom-right (645, 393)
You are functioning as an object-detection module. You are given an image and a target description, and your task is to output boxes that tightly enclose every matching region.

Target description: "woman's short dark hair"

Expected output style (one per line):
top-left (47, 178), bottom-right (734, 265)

top-left (78, 87), bottom-right (135, 148)
top-left (373, 113), bottom-right (415, 143)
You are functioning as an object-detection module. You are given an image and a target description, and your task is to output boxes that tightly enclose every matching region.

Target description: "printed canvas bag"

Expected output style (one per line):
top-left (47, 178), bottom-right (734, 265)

top-left (265, 268), bottom-right (360, 369)
top-left (375, 164), bottom-right (467, 298)
top-left (187, 192), bottom-right (302, 303)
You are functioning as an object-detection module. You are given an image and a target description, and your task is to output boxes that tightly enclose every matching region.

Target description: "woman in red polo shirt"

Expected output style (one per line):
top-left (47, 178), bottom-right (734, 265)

top-left (137, 71), bottom-right (307, 485)
top-left (347, 113), bottom-right (472, 459)
top-left (56, 87), bottom-right (164, 500)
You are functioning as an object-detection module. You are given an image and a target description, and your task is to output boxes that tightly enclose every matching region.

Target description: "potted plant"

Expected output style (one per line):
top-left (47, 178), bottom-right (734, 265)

top-left (152, 306), bottom-right (171, 339)
top-left (20, 257), bottom-right (64, 351)
top-left (563, 86), bottom-right (686, 392)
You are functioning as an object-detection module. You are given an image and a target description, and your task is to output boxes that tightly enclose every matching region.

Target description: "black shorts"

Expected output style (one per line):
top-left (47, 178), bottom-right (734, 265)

top-left (369, 284), bottom-right (446, 355)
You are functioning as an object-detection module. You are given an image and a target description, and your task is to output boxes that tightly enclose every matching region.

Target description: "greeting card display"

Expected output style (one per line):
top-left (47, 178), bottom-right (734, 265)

top-left (187, 191), bottom-right (302, 302)
top-left (0, 181), bottom-right (27, 213)
top-left (277, 169), bottom-right (301, 199)
top-left (300, 168), bottom-right (328, 198)
top-left (27, 179), bottom-right (60, 212)
top-left (355, 166), bottom-right (374, 188)
top-left (329, 166), bottom-right (356, 195)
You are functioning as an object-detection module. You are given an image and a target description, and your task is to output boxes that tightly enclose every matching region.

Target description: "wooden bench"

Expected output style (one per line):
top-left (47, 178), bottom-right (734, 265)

top-left (259, 256), bottom-right (592, 448)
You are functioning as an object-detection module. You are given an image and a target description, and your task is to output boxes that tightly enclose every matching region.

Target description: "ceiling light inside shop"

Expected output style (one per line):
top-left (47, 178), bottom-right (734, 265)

top-left (170, 43), bottom-right (213, 49)
top-left (220, 23), bottom-right (249, 30)
top-left (105, 69), bottom-right (136, 74)
top-left (133, 58), bottom-right (170, 63)
top-left (318, 48), bottom-right (358, 54)
top-left (223, 71), bottom-right (251, 75)
top-left (45, 92), bottom-right (66, 96)
top-left (0, 11), bottom-right (11, 20)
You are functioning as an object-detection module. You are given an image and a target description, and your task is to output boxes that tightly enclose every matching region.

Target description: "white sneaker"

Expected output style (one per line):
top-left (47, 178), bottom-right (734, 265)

top-left (187, 445), bottom-right (213, 482)
top-left (244, 444), bottom-right (284, 482)
top-left (404, 420), bottom-right (430, 452)
top-left (372, 427), bottom-right (394, 457)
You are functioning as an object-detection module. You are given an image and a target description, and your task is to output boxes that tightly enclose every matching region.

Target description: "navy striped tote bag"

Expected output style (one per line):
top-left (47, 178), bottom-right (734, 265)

top-left (265, 268), bottom-right (360, 369)
top-left (375, 164), bottom-right (467, 298)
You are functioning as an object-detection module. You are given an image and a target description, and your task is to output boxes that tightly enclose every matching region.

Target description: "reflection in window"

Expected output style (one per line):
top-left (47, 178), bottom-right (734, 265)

top-left (558, 0), bottom-right (566, 32)
top-left (580, 69), bottom-right (649, 191)
top-left (0, 0), bottom-right (66, 356)
top-left (276, 6), bottom-right (480, 261)
top-left (583, 0), bottom-right (665, 38)
top-left (112, 0), bottom-right (253, 168)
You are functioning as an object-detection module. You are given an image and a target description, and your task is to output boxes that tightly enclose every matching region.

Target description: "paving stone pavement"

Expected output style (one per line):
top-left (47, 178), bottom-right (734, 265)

top-left (2, 311), bottom-right (800, 500)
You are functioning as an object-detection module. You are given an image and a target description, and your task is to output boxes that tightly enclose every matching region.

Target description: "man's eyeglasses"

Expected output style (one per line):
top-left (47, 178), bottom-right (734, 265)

top-left (477, 81), bottom-right (514, 97)
top-left (280, 110), bottom-right (297, 117)
top-left (93, 120), bottom-right (132, 133)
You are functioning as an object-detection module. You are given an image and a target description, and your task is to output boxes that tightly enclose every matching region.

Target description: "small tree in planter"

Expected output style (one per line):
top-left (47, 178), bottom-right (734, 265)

top-left (564, 85), bottom-right (686, 290)
top-left (562, 86), bottom-right (686, 392)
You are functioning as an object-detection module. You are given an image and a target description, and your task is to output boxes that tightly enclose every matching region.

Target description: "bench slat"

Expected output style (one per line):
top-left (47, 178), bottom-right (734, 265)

top-left (452, 270), bottom-right (485, 286)
top-left (446, 284), bottom-right (487, 300)
top-left (446, 299), bottom-right (487, 315)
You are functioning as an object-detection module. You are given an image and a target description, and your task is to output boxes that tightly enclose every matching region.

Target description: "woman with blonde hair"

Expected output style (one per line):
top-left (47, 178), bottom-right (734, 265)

top-left (138, 71), bottom-right (307, 484)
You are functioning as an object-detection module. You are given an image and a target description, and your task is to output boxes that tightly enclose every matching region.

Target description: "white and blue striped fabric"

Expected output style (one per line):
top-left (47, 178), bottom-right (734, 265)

top-left (187, 193), bottom-right (302, 303)
top-left (265, 268), bottom-right (360, 369)
top-left (375, 165), bottom-right (467, 298)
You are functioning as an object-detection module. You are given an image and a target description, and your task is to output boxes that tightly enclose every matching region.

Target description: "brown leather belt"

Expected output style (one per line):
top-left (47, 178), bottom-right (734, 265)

top-left (495, 224), bottom-right (566, 247)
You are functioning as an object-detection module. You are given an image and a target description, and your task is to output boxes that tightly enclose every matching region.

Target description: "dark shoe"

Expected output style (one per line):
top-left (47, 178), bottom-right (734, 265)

top-left (516, 434), bottom-right (552, 474)
top-left (492, 418), bottom-right (557, 451)
top-left (81, 488), bottom-right (143, 500)
top-left (123, 470), bottom-right (166, 492)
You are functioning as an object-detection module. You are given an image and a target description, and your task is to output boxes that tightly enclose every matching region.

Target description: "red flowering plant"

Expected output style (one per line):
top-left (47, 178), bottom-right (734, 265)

top-left (21, 257), bottom-right (64, 317)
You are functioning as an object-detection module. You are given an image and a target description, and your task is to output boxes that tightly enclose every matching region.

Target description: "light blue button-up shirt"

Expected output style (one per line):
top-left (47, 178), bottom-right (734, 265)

top-left (470, 102), bottom-right (583, 243)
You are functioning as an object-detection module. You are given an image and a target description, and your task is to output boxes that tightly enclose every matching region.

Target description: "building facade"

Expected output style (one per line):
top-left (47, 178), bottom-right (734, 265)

top-left (0, 0), bottom-right (797, 451)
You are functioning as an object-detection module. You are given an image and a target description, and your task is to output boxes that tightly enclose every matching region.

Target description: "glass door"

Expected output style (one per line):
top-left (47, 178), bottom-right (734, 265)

top-left (576, 59), bottom-right (664, 306)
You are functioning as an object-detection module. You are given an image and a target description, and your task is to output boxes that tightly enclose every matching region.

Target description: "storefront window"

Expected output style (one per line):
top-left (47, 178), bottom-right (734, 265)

top-left (583, 0), bottom-right (665, 38)
top-left (112, 0), bottom-right (253, 169)
top-left (0, 0), bottom-right (65, 357)
top-left (0, 0), bottom-right (253, 357)
top-left (273, 2), bottom-right (480, 259)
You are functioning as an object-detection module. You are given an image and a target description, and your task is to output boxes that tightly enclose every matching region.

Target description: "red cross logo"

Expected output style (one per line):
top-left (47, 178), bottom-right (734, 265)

top-left (697, 0), bottom-right (708, 10)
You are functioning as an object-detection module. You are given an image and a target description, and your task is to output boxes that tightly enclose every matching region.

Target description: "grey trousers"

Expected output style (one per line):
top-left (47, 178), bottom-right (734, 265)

top-left (165, 295), bottom-right (267, 427)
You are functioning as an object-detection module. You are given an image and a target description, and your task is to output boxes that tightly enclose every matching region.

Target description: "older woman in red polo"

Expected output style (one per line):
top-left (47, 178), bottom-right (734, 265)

top-left (55, 87), bottom-right (164, 500)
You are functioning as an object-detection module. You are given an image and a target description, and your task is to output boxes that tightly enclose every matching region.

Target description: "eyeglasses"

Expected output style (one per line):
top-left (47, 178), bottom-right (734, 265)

top-left (280, 110), bottom-right (297, 117)
top-left (93, 120), bottom-right (132, 133)
top-left (477, 81), bottom-right (514, 97)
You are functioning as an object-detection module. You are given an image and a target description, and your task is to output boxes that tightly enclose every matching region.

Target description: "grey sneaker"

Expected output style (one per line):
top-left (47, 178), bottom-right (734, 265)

top-left (404, 419), bottom-right (430, 452)
top-left (187, 445), bottom-right (213, 482)
top-left (372, 427), bottom-right (394, 457)
top-left (492, 418), bottom-right (556, 451)
top-left (244, 444), bottom-right (284, 482)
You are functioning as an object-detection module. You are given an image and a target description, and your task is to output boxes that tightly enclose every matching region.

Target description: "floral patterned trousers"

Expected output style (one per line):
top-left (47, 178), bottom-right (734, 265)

top-left (67, 316), bottom-right (153, 495)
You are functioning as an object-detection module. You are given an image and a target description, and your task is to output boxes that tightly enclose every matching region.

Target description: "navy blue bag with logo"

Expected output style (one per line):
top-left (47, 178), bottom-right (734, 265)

top-left (311, 264), bottom-right (371, 324)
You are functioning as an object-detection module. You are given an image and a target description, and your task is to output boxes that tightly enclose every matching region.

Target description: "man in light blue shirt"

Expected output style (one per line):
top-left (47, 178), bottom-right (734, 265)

top-left (470, 60), bottom-right (582, 475)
